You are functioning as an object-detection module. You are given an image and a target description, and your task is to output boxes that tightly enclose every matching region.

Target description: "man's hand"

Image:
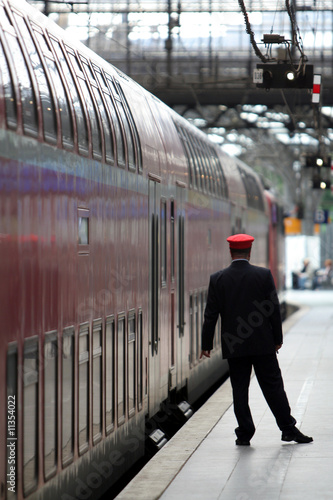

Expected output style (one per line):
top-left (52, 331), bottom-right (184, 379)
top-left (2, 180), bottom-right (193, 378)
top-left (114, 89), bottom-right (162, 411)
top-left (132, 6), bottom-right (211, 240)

top-left (200, 350), bottom-right (211, 359)
top-left (275, 344), bottom-right (283, 353)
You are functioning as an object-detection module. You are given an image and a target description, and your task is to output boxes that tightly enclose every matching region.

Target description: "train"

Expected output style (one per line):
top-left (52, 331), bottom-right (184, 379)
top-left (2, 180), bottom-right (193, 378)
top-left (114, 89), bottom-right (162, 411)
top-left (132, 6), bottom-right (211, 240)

top-left (0, 1), bottom-right (285, 499)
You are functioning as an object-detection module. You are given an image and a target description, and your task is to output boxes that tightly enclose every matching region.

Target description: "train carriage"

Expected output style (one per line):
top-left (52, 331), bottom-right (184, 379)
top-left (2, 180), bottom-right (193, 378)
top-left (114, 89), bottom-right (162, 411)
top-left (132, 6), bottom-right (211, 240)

top-left (0, 1), bottom-right (284, 499)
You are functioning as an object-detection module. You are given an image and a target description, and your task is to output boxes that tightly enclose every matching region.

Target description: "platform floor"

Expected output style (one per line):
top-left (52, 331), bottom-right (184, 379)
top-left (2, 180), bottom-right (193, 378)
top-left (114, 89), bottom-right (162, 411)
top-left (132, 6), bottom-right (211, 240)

top-left (116, 290), bottom-right (333, 500)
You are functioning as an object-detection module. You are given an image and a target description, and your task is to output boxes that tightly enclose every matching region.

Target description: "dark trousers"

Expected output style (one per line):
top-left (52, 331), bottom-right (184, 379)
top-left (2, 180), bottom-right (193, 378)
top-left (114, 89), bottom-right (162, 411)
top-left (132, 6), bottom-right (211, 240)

top-left (227, 354), bottom-right (296, 441)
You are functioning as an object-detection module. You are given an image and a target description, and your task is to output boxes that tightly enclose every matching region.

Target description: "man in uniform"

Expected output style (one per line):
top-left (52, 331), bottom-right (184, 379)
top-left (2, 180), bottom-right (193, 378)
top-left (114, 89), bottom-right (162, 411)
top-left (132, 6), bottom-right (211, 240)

top-left (200, 233), bottom-right (313, 446)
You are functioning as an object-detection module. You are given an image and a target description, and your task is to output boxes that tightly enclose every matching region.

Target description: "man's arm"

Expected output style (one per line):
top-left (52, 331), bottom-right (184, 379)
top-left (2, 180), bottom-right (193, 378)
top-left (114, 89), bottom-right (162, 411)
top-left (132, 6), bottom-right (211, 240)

top-left (201, 275), bottom-right (220, 357)
top-left (266, 271), bottom-right (283, 346)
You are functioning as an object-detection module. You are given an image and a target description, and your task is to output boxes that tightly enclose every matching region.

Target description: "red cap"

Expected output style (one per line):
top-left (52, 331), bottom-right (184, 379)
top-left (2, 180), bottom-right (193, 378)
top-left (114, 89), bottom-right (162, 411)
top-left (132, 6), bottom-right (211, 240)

top-left (227, 233), bottom-right (254, 249)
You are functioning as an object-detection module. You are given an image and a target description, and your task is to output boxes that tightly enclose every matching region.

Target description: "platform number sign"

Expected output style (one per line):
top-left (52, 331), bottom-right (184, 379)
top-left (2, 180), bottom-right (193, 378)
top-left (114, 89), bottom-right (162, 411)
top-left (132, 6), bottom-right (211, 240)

top-left (314, 209), bottom-right (328, 224)
top-left (253, 68), bottom-right (263, 84)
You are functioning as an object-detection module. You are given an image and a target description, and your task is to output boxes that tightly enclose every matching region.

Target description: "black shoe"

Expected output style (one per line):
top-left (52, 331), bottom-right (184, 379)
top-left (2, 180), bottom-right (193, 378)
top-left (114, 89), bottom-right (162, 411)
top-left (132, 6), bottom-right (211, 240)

top-left (281, 426), bottom-right (313, 443)
top-left (235, 438), bottom-right (250, 446)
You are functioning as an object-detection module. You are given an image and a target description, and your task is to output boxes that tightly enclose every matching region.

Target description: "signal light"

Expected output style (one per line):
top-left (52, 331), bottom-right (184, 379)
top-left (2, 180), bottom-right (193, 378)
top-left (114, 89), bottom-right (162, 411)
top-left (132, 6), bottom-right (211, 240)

top-left (286, 70), bottom-right (295, 81)
top-left (254, 63), bottom-right (313, 90)
top-left (305, 154), bottom-right (331, 168)
top-left (312, 178), bottom-right (331, 190)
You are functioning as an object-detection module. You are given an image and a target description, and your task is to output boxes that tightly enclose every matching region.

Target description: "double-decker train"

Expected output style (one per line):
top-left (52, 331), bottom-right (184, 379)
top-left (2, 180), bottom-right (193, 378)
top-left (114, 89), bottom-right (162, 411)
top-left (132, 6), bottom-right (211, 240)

top-left (0, 1), bottom-right (285, 499)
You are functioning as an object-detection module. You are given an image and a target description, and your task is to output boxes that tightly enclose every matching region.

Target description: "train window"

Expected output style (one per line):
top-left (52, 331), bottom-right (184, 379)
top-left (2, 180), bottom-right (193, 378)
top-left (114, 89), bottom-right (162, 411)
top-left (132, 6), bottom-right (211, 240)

top-left (94, 66), bottom-right (109, 93)
top-left (92, 321), bottom-right (103, 443)
top-left (238, 167), bottom-right (264, 211)
top-left (23, 337), bottom-right (39, 496)
top-left (128, 312), bottom-right (136, 417)
top-left (214, 151), bottom-right (229, 199)
top-left (6, 343), bottom-right (17, 494)
top-left (208, 149), bottom-right (219, 196)
top-left (91, 86), bottom-right (114, 164)
top-left (34, 29), bottom-right (51, 55)
top-left (81, 57), bottom-right (95, 82)
top-left (51, 39), bottom-right (88, 155)
top-left (105, 316), bottom-right (115, 434)
top-left (117, 83), bottom-right (142, 173)
top-left (44, 331), bottom-right (58, 480)
top-left (15, 14), bottom-right (57, 143)
top-left (78, 76), bottom-right (102, 159)
top-left (189, 294), bottom-right (194, 366)
top-left (78, 324), bottom-right (89, 454)
top-left (0, 40), bottom-right (17, 128)
top-left (176, 124), bottom-right (194, 188)
top-left (0, 5), bottom-right (13, 32)
top-left (117, 315), bottom-right (126, 425)
top-left (103, 91), bottom-right (125, 168)
top-left (161, 199), bottom-right (167, 287)
top-left (105, 75), bottom-right (125, 167)
top-left (113, 81), bottom-right (142, 171)
top-left (203, 142), bottom-right (215, 195)
top-left (187, 132), bottom-right (202, 191)
top-left (137, 310), bottom-right (143, 410)
top-left (78, 210), bottom-right (89, 245)
top-left (44, 56), bottom-right (73, 149)
top-left (182, 127), bottom-right (198, 189)
top-left (170, 200), bottom-right (175, 282)
top-left (62, 327), bottom-right (74, 466)
top-left (194, 137), bottom-right (207, 192)
top-left (6, 32), bottom-right (38, 136)
top-left (68, 51), bottom-right (82, 76)
top-left (195, 294), bottom-right (199, 361)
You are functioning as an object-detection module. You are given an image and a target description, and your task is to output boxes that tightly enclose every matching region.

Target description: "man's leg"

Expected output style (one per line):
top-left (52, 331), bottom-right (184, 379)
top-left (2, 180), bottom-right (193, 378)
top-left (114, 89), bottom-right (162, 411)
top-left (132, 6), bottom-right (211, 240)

top-left (253, 354), bottom-right (296, 431)
top-left (228, 356), bottom-right (256, 441)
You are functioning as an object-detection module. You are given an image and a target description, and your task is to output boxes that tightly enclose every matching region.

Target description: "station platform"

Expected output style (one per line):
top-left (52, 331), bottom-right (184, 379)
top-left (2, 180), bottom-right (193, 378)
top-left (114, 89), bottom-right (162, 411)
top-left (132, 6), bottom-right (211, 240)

top-left (115, 290), bottom-right (333, 500)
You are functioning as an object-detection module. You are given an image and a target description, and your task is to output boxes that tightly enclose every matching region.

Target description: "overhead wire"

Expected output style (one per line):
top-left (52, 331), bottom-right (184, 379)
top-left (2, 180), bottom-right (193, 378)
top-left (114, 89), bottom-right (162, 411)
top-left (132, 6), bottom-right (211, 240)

top-left (237, 0), bottom-right (269, 62)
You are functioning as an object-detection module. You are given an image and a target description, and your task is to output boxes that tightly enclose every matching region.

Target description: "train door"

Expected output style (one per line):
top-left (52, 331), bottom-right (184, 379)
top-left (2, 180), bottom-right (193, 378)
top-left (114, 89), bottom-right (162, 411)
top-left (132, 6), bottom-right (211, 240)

top-left (148, 178), bottom-right (161, 415)
top-left (176, 184), bottom-right (186, 389)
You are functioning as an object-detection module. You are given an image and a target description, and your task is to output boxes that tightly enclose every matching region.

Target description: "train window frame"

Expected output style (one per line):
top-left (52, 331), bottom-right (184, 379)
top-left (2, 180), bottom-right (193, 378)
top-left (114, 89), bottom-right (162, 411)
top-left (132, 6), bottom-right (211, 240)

top-left (80, 56), bottom-right (96, 82)
top-left (0, 4), bottom-right (14, 33)
top-left (0, 38), bottom-right (17, 129)
top-left (43, 330), bottom-right (58, 481)
top-left (160, 198), bottom-right (167, 288)
top-left (115, 80), bottom-right (143, 173)
top-left (43, 52), bottom-right (74, 150)
top-left (6, 342), bottom-right (18, 494)
top-left (215, 152), bottom-right (229, 199)
top-left (32, 23), bottom-right (52, 55)
top-left (194, 293), bottom-right (199, 362)
top-left (105, 315), bottom-right (115, 434)
top-left (128, 310), bottom-right (136, 418)
top-left (68, 52), bottom-right (103, 161)
top-left (117, 314), bottom-right (126, 426)
top-left (104, 72), bottom-right (127, 169)
top-left (187, 131), bottom-right (202, 191)
top-left (93, 65), bottom-right (118, 164)
top-left (51, 39), bottom-right (89, 156)
top-left (78, 208), bottom-right (89, 253)
top-left (62, 326), bottom-right (75, 467)
top-left (92, 319), bottom-right (103, 444)
top-left (78, 323), bottom-right (90, 455)
top-left (77, 73), bottom-right (102, 160)
top-left (23, 336), bottom-right (39, 497)
top-left (137, 310), bottom-right (143, 411)
top-left (91, 84), bottom-right (114, 165)
top-left (45, 33), bottom-right (75, 150)
top-left (170, 200), bottom-right (175, 282)
top-left (5, 30), bottom-right (38, 137)
top-left (14, 13), bottom-right (57, 144)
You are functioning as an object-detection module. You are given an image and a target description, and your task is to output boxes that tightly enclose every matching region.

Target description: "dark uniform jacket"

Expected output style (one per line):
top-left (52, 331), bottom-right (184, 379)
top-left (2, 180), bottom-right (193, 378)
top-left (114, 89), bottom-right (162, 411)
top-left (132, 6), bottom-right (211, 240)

top-left (201, 260), bottom-right (283, 358)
